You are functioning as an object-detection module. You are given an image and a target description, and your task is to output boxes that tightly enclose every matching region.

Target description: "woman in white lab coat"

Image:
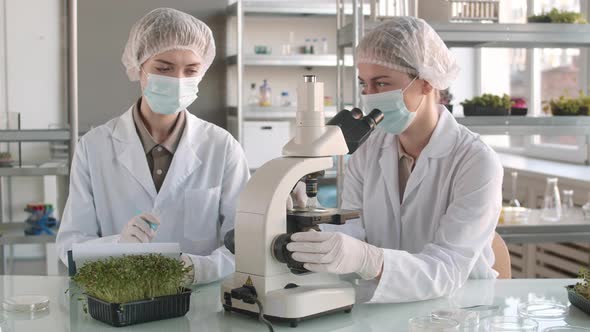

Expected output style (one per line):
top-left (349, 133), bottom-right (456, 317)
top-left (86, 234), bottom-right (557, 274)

top-left (287, 17), bottom-right (503, 302)
top-left (56, 8), bottom-right (249, 285)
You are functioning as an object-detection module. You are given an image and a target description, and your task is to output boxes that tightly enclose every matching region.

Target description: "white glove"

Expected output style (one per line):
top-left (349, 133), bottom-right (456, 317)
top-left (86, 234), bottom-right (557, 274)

top-left (286, 181), bottom-right (308, 210)
top-left (287, 230), bottom-right (384, 280)
top-left (180, 254), bottom-right (196, 287)
top-left (119, 213), bottom-right (160, 243)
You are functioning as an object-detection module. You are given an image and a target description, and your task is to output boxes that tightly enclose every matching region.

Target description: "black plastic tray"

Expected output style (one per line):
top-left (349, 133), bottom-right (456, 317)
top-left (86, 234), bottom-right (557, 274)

top-left (510, 107), bottom-right (528, 116)
top-left (567, 285), bottom-right (590, 315)
top-left (87, 288), bottom-right (191, 327)
top-left (463, 105), bottom-right (509, 116)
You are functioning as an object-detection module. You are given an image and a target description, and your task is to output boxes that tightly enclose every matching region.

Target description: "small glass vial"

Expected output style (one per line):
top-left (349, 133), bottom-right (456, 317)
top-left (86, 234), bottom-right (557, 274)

top-left (562, 189), bottom-right (575, 218)
top-left (583, 192), bottom-right (590, 220)
top-left (541, 178), bottom-right (562, 222)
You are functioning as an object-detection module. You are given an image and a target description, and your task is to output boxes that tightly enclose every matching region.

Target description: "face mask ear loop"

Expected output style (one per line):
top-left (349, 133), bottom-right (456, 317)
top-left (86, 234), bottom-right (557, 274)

top-left (402, 76), bottom-right (425, 113)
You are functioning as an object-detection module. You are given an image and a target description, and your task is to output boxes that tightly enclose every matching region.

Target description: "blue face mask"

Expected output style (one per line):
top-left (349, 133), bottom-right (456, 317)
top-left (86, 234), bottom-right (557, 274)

top-left (143, 73), bottom-right (201, 115)
top-left (360, 77), bottom-right (423, 135)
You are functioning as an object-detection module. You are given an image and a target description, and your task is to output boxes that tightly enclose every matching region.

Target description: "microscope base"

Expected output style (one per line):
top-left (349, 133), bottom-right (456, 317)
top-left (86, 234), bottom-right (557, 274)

top-left (222, 276), bottom-right (355, 328)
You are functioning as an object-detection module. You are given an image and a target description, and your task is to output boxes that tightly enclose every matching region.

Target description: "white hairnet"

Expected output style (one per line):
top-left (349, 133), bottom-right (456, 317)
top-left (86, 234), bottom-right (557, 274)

top-left (122, 8), bottom-right (216, 81)
top-left (357, 17), bottom-right (459, 90)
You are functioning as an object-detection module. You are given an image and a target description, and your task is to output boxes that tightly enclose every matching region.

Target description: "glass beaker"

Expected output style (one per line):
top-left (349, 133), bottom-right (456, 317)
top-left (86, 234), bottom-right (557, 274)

top-left (509, 171), bottom-right (521, 208)
top-left (541, 178), bottom-right (561, 222)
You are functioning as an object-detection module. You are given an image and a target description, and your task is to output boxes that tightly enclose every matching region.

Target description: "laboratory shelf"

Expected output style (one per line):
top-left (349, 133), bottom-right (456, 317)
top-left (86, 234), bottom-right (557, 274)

top-left (338, 21), bottom-right (590, 48)
top-left (226, 54), bottom-right (354, 67)
top-left (230, 106), bottom-right (339, 120)
top-left (0, 162), bottom-right (68, 177)
top-left (0, 129), bottom-right (70, 142)
top-left (0, 222), bottom-right (56, 245)
top-left (454, 116), bottom-right (590, 135)
top-left (226, 1), bottom-right (370, 16)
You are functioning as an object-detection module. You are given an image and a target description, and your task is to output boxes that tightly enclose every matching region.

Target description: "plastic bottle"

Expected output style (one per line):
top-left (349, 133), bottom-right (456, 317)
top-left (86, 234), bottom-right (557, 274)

top-left (304, 38), bottom-right (311, 54)
top-left (259, 80), bottom-right (272, 107)
top-left (321, 37), bottom-right (328, 54)
top-left (247, 83), bottom-right (259, 106)
top-left (280, 91), bottom-right (291, 107)
top-left (311, 38), bottom-right (318, 54)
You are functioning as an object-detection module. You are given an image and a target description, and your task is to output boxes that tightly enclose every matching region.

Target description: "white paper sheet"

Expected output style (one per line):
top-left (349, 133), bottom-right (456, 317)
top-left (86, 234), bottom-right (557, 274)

top-left (71, 242), bottom-right (181, 268)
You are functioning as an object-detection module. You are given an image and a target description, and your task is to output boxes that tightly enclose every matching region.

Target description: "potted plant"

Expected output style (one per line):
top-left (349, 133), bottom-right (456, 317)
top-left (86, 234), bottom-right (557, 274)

top-left (439, 89), bottom-right (454, 113)
top-left (543, 95), bottom-right (587, 116)
top-left (461, 93), bottom-right (513, 116)
top-left (510, 97), bottom-right (528, 116)
top-left (0, 152), bottom-right (13, 167)
top-left (528, 9), bottom-right (587, 24)
top-left (566, 267), bottom-right (590, 314)
top-left (73, 254), bottom-right (193, 327)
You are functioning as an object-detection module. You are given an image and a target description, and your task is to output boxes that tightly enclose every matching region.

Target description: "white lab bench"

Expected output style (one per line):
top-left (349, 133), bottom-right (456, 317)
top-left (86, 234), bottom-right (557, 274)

top-left (0, 276), bottom-right (588, 331)
top-left (496, 209), bottom-right (590, 244)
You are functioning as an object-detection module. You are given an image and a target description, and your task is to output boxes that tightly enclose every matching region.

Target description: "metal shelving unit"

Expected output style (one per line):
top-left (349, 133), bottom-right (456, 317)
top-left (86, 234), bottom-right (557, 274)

top-left (338, 21), bottom-right (590, 48)
top-left (0, 0), bottom-right (79, 273)
top-left (455, 116), bottom-right (590, 135)
top-left (227, 1), bottom-right (371, 17)
top-left (226, 54), bottom-right (354, 67)
top-left (238, 105), bottom-right (339, 120)
top-left (226, 0), bottom-right (359, 143)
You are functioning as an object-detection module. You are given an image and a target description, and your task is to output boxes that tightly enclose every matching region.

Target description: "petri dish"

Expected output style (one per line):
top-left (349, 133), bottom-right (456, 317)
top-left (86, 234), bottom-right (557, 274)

top-left (3, 295), bottom-right (50, 312)
top-left (518, 301), bottom-right (569, 319)
top-left (431, 309), bottom-right (480, 331)
top-left (483, 316), bottom-right (539, 332)
top-left (544, 327), bottom-right (590, 332)
top-left (461, 304), bottom-right (501, 320)
top-left (409, 316), bottom-right (460, 332)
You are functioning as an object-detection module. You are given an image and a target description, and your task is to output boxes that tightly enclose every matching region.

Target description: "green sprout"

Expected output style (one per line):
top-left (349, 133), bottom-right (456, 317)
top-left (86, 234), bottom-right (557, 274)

top-left (528, 8), bottom-right (587, 24)
top-left (543, 91), bottom-right (589, 116)
top-left (461, 93), bottom-right (513, 110)
top-left (72, 254), bottom-right (192, 304)
top-left (574, 267), bottom-right (590, 300)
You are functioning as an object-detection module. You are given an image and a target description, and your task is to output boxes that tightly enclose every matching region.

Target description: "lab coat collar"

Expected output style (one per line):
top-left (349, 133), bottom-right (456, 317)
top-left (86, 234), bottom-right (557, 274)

top-left (420, 105), bottom-right (460, 159)
top-left (111, 107), bottom-right (205, 202)
top-left (112, 107), bottom-right (158, 200)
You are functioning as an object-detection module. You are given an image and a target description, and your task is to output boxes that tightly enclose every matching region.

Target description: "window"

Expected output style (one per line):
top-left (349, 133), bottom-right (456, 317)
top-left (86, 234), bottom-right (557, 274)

top-left (461, 0), bottom-right (589, 164)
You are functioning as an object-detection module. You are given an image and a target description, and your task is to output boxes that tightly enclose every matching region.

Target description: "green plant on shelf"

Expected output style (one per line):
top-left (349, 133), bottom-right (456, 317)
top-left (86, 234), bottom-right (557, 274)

top-left (73, 254), bottom-right (192, 304)
top-left (574, 267), bottom-right (590, 300)
top-left (461, 93), bottom-right (513, 110)
top-left (528, 8), bottom-right (587, 24)
top-left (0, 152), bottom-right (12, 161)
top-left (543, 92), bottom-right (589, 116)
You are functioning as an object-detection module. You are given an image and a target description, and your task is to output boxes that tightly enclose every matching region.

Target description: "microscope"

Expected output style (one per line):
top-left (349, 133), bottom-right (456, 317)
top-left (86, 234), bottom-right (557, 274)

top-left (221, 75), bottom-right (383, 327)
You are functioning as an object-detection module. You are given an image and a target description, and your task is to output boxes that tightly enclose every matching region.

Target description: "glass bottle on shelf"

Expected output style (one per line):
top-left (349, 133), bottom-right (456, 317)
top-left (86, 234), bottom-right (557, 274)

top-left (259, 80), bottom-right (272, 107)
top-left (541, 177), bottom-right (561, 222)
top-left (247, 83), bottom-right (259, 106)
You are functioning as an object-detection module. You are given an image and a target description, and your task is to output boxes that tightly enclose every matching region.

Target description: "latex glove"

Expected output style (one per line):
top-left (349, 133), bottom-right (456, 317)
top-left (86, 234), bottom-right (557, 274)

top-left (180, 254), bottom-right (196, 287)
top-left (119, 213), bottom-right (160, 243)
top-left (287, 230), bottom-right (384, 280)
top-left (286, 181), bottom-right (308, 210)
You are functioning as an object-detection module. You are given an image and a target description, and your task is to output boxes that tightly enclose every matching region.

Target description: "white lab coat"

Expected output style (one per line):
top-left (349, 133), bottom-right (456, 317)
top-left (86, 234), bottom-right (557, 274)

top-left (323, 106), bottom-right (503, 303)
top-left (56, 107), bottom-right (250, 284)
